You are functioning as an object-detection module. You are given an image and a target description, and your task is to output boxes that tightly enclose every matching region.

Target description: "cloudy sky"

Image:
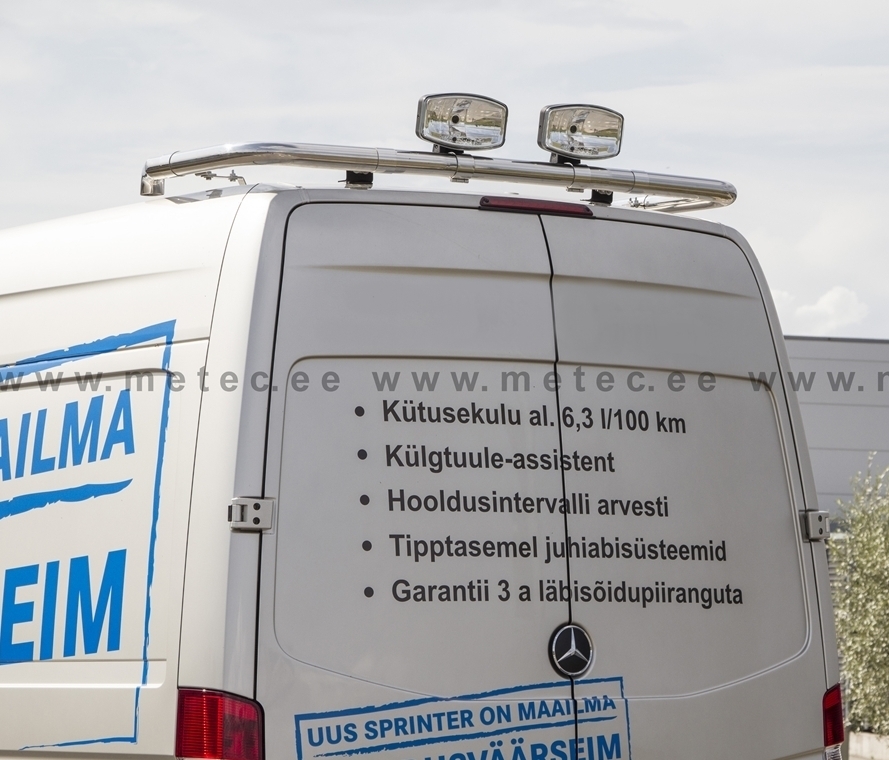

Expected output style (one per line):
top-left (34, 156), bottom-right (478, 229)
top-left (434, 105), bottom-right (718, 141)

top-left (2, 1), bottom-right (887, 337)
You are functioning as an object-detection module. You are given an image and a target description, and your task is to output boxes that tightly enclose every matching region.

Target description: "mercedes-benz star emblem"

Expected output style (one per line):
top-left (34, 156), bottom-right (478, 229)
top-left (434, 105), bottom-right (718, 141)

top-left (549, 623), bottom-right (593, 679)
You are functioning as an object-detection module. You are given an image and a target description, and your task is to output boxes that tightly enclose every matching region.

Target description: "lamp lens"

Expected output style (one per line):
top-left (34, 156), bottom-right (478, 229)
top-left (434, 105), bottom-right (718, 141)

top-left (417, 95), bottom-right (507, 150)
top-left (539, 106), bottom-right (623, 160)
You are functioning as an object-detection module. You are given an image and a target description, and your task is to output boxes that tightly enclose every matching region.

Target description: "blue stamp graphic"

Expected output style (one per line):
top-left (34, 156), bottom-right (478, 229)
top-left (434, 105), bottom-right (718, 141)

top-left (0, 322), bottom-right (175, 748)
top-left (295, 679), bottom-right (631, 760)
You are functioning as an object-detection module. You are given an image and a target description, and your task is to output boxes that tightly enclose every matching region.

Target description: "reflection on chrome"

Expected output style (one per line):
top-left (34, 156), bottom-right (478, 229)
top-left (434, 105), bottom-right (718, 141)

top-left (539, 105), bottom-right (624, 161)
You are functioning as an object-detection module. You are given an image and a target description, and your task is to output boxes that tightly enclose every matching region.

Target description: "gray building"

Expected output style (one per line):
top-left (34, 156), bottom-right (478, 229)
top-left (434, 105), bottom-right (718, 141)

top-left (785, 336), bottom-right (889, 512)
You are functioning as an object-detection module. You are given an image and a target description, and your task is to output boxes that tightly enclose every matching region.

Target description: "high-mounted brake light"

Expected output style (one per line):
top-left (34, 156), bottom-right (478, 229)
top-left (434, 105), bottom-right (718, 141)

top-left (479, 196), bottom-right (593, 217)
top-left (416, 93), bottom-right (508, 151)
top-left (822, 683), bottom-right (844, 749)
top-left (177, 688), bottom-right (264, 760)
top-left (538, 104), bottom-right (623, 162)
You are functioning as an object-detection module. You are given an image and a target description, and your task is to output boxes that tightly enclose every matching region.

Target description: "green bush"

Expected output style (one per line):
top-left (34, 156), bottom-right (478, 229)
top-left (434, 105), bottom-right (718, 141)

top-left (832, 457), bottom-right (889, 733)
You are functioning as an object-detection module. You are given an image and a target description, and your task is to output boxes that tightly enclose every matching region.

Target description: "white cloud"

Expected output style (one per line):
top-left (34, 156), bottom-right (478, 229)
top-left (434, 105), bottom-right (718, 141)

top-left (770, 289), bottom-right (796, 316)
top-left (792, 286), bottom-right (869, 334)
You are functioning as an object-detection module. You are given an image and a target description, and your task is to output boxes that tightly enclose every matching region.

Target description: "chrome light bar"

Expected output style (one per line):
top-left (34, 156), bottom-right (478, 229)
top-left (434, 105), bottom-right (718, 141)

top-left (139, 141), bottom-right (736, 211)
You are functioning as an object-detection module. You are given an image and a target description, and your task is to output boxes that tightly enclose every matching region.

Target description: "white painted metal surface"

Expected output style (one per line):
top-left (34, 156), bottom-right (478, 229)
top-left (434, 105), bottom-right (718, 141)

top-left (0, 187), bottom-right (275, 752)
top-left (546, 216), bottom-right (825, 759)
top-left (0, 185), bottom-right (835, 760)
top-left (257, 199), bottom-right (830, 760)
top-left (0, 189), bottom-right (249, 751)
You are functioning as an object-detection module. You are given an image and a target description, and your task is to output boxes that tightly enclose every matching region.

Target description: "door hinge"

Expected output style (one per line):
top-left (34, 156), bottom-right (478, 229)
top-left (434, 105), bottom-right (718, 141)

top-left (229, 497), bottom-right (274, 532)
top-left (801, 510), bottom-right (831, 541)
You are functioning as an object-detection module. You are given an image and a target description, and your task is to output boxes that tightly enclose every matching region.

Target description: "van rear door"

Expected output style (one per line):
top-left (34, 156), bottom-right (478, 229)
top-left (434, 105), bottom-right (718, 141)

top-left (544, 215), bottom-right (827, 760)
top-left (257, 201), bottom-right (576, 760)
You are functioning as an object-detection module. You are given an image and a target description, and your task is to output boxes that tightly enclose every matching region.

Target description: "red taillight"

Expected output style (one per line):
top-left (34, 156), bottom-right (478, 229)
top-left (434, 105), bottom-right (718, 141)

top-left (177, 688), bottom-right (264, 760)
top-left (822, 683), bottom-right (844, 747)
top-left (479, 196), bottom-right (593, 217)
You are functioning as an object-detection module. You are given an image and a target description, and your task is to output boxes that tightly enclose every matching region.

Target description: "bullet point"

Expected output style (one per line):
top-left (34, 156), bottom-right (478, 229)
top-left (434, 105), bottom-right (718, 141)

top-left (357, 449), bottom-right (367, 460)
top-left (364, 587), bottom-right (374, 598)
top-left (355, 406), bottom-right (365, 417)
top-left (360, 494), bottom-right (370, 505)
top-left (362, 540), bottom-right (372, 551)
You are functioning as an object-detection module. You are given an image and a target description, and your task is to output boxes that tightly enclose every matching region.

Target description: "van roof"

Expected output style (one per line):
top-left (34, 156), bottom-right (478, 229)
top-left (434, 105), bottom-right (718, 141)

top-left (0, 185), bottom-right (741, 368)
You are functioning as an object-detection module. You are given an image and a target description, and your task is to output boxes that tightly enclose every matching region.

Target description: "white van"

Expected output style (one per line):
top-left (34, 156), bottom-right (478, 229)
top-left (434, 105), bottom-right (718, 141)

top-left (0, 98), bottom-right (842, 760)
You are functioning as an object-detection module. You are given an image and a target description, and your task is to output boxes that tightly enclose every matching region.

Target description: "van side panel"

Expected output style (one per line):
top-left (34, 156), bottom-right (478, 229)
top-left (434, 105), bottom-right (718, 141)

top-left (178, 192), bottom-right (275, 698)
top-left (0, 197), bottom-right (243, 365)
top-left (0, 194), bottom-right (245, 753)
top-left (0, 340), bottom-right (205, 753)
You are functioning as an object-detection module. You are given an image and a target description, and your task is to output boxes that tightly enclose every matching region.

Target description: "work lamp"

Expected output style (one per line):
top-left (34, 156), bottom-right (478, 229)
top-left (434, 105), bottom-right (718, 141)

top-left (538, 104), bottom-right (623, 161)
top-left (415, 94), bottom-right (508, 151)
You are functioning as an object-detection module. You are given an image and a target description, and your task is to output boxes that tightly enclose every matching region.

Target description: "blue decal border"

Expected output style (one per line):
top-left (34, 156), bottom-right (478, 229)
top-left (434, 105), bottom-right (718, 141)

top-left (2, 322), bottom-right (176, 380)
top-left (295, 677), bottom-right (629, 760)
top-left (14, 321), bottom-right (176, 749)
